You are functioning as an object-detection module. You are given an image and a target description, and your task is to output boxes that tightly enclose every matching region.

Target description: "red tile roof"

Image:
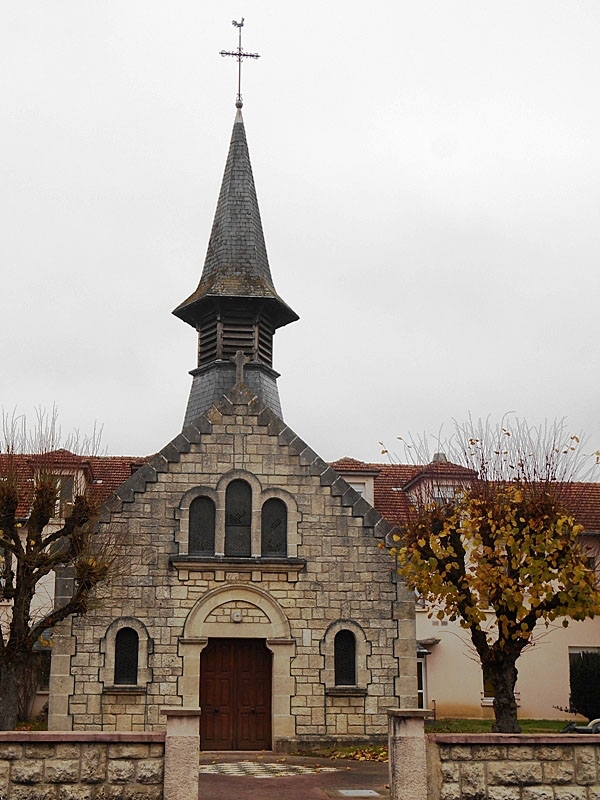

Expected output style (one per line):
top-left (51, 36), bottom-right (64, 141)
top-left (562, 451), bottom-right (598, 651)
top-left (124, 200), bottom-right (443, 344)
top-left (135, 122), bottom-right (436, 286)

top-left (332, 459), bottom-right (600, 534)
top-left (0, 452), bottom-right (145, 520)
top-left (329, 457), bottom-right (380, 475)
top-left (2, 450), bottom-right (599, 535)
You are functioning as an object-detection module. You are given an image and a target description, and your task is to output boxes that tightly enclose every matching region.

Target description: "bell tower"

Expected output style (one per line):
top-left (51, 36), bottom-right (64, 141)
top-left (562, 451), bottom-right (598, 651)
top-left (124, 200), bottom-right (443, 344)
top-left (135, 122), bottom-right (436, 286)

top-left (173, 51), bottom-right (298, 425)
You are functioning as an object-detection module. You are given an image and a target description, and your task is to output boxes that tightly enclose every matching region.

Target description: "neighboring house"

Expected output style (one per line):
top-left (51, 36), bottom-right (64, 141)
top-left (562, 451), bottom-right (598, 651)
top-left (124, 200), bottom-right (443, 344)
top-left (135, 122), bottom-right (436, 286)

top-left (333, 456), bottom-right (600, 721)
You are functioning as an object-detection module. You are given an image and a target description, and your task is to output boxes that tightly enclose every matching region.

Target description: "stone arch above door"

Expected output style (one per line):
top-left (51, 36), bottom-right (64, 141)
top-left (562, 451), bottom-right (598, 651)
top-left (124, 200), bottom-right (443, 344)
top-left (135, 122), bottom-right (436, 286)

top-left (182, 584), bottom-right (291, 640)
top-left (177, 585), bottom-right (295, 746)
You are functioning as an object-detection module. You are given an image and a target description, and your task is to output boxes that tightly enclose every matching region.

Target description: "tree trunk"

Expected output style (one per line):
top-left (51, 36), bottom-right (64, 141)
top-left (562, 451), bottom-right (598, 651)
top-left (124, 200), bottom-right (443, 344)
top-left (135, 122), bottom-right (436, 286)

top-left (485, 658), bottom-right (521, 733)
top-left (0, 657), bottom-right (27, 730)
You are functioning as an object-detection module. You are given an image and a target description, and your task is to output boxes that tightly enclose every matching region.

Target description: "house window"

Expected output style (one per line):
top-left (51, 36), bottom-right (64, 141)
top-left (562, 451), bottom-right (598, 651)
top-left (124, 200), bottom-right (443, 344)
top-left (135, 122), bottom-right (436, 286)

top-left (483, 675), bottom-right (495, 700)
top-left (261, 498), bottom-right (287, 556)
top-left (417, 657), bottom-right (426, 709)
top-left (37, 650), bottom-right (51, 691)
top-left (334, 630), bottom-right (356, 686)
top-left (53, 474), bottom-right (75, 518)
top-left (225, 479), bottom-right (252, 557)
top-left (348, 482), bottom-right (365, 497)
top-left (114, 627), bottom-right (139, 685)
top-left (482, 674), bottom-right (520, 706)
top-left (432, 485), bottom-right (455, 507)
top-left (189, 496), bottom-right (216, 555)
top-left (568, 646), bottom-right (600, 671)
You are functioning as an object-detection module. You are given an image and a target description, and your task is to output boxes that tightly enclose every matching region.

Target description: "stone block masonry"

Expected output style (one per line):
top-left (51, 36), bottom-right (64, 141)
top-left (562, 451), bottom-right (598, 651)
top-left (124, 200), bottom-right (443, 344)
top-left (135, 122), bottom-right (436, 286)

top-left (428, 735), bottom-right (600, 800)
top-left (0, 731), bottom-right (164, 799)
top-left (52, 391), bottom-right (418, 746)
top-left (388, 712), bottom-right (600, 800)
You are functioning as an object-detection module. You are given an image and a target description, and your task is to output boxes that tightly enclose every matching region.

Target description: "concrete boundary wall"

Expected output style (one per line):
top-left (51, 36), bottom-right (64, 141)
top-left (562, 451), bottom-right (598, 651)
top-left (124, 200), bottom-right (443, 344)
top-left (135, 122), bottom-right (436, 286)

top-left (0, 731), bottom-right (165, 799)
top-left (389, 710), bottom-right (600, 800)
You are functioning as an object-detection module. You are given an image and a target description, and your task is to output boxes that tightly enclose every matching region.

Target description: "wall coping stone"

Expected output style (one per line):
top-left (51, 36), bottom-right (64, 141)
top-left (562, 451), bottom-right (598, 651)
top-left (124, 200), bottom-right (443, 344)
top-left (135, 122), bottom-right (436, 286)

top-left (160, 708), bottom-right (201, 717)
top-left (0, 732), bottom-right (165, 743)
top-left (427, 733), bottom-right (600, 745)
top-left (389, 709), bottom-right (434, 719)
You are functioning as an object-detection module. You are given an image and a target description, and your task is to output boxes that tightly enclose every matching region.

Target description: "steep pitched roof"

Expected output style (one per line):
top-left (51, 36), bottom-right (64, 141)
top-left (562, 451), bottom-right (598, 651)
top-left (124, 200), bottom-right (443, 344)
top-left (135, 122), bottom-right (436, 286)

top-left (372, 464), bottom-right (417, 529)
top-left (329, 457), bottom-right (380, 475)
top-left (173, 109), bottom-right (297, 329)
top-left (558, 482), bottom-right (600, 534)
top-left (0, 452), bottom-right (144, 520)
top-left (332, 458), bottom-right (600, 534)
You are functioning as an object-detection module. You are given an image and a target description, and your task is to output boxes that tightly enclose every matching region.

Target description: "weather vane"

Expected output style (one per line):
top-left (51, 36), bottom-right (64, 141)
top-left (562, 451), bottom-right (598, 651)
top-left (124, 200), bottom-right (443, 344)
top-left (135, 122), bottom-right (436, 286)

top-left (219, 18), bottom-right (260, 108)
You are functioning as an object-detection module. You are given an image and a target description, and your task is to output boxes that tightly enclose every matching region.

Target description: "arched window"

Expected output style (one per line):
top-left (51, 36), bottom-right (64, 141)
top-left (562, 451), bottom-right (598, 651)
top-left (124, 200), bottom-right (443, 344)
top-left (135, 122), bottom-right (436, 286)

top-left (189, 496), bottom-right (216, 555)
top-left (114, 627), bottom-right (139, 686)
top-left (225, 479), bottom-right (252, 557)
top-left (261, 498), bottom-right (287, 557)
top-left (334, 630), bottom-right (356, 686)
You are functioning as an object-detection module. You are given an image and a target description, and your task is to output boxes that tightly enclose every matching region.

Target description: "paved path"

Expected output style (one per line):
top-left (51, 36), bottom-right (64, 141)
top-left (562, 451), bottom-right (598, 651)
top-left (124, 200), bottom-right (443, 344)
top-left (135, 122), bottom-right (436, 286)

top-left (197, 752), bottom-right (390, 799)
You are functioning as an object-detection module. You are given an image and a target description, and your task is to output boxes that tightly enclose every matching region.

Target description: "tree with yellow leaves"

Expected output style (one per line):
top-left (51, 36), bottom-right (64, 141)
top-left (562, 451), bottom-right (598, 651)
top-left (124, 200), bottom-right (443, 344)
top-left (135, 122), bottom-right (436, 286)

top-left (389, 418), bottom-right (600, 733)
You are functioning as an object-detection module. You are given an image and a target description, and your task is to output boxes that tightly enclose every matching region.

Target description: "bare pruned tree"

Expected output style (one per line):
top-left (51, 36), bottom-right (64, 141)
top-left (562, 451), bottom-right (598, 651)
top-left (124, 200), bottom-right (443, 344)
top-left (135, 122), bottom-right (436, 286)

top-left (0, 407), bottom-right (128, 729)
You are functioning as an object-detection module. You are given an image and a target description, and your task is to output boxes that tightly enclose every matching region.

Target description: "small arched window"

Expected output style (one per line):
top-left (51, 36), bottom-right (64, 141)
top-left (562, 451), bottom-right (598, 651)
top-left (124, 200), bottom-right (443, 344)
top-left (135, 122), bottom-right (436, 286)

top-left (261, 498), bottom-right (287, 556)
top-left (189, 496), bottom-right (216, 555)
top-left (225, 479), bottom-right (252, 556)
top-left (114, 627), bottom-right (139, 685)
top-left (334, 630), bottom-right (356, 686)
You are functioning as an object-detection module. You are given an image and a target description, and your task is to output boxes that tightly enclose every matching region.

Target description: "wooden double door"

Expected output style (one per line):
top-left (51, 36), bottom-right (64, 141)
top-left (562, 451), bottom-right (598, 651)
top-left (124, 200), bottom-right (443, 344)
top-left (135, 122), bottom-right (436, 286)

top-left (200, 638), bottom-right (272, 750)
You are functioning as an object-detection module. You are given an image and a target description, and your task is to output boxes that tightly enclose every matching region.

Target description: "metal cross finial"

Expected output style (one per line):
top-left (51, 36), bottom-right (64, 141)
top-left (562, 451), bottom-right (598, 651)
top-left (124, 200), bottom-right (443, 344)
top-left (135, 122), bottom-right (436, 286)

top-left (232, 350), bottom-right (250, 387)
top-left (219, 18), bottom-right (260, 108)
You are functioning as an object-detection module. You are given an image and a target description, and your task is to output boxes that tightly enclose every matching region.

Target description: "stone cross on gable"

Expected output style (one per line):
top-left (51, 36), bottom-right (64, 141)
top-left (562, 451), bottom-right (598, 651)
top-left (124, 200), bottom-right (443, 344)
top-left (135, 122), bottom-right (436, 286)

top-left (232, 350), bottom-right (250, 387)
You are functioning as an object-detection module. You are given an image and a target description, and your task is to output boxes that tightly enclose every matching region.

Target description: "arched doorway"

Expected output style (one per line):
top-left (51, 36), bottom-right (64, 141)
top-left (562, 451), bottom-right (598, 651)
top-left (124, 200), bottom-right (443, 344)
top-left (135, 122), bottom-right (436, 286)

top-left (200, 638), bottom-right (272, 750)
top-left (178, 585), bottom-right (295, 750)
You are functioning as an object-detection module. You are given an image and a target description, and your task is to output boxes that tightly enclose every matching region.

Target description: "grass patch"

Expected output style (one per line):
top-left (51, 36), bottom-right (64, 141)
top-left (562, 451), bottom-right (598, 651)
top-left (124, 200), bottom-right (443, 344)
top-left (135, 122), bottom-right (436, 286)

top-left (291, 718), bottom-right (581, 760)
top-left (426, 718), bottom-right (576, 734)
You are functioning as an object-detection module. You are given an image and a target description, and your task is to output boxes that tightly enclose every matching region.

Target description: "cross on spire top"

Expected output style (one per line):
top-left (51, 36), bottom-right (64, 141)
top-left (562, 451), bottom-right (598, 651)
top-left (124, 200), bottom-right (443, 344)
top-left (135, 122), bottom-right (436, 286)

top-left (219, 18), bottom-right (260, 109)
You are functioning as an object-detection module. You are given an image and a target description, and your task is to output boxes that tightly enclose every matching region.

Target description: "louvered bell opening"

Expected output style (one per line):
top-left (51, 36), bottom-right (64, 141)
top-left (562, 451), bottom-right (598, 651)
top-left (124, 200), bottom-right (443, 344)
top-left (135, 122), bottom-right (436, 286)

top-left (197, 304), bottom-right (275, 366)
top-left (221, 307), bottom-right (256, 361)
top-left (221, 306), bottom-right (274, 366)
top-left (198, 311), bottom-right (219, 366)
top-left (257, 316), bottom-right (274, 366)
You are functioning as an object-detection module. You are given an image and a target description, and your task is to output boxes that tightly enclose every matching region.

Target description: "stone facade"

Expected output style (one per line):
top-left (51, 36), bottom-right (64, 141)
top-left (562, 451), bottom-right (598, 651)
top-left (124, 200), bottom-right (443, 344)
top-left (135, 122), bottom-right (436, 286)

top-left (0, 732), bottom-right (164, 800)
top-left (49, 387), bottom-right (417, 748)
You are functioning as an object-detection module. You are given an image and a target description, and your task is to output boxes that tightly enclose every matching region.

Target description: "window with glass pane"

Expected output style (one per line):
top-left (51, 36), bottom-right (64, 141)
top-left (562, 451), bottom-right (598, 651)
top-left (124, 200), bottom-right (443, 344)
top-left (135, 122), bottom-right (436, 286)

top-left (225, 480), bottom-right (252, 556)
top-left (261, 498), bottom-right (287, 556)
top-left (334, 630), bottom-right (356, 686)
top-left (417, 658), bottom-right (425, 709)
top-left (189, 496), bottom-right (216, 555)
top-left (114, 627), bottom-right (139, 685)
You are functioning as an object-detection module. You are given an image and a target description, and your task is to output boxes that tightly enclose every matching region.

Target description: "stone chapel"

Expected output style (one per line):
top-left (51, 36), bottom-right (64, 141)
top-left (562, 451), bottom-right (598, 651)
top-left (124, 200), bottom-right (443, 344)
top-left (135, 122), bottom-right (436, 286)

top-left (47, 103), bottom-right (418, 750)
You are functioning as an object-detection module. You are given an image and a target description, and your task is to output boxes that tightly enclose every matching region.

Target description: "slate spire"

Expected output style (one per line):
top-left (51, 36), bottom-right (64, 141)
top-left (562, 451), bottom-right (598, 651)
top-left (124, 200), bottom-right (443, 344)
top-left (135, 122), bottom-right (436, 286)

top-left (174, 109), bottom-right (297, 327)
top-left (174, 109), bottom-right (298, 427)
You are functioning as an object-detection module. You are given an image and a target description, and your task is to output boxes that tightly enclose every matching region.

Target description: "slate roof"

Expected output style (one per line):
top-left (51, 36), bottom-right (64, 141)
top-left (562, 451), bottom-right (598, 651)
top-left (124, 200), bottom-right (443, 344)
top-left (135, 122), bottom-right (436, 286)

top-left (173, 109), bottom-right (298, 329)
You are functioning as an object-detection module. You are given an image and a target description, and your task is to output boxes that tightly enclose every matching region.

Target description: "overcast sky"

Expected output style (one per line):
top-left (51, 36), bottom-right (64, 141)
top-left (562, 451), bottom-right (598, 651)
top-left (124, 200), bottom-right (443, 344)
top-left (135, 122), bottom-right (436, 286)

top-left (2, 2), bottom-right (599, 463)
